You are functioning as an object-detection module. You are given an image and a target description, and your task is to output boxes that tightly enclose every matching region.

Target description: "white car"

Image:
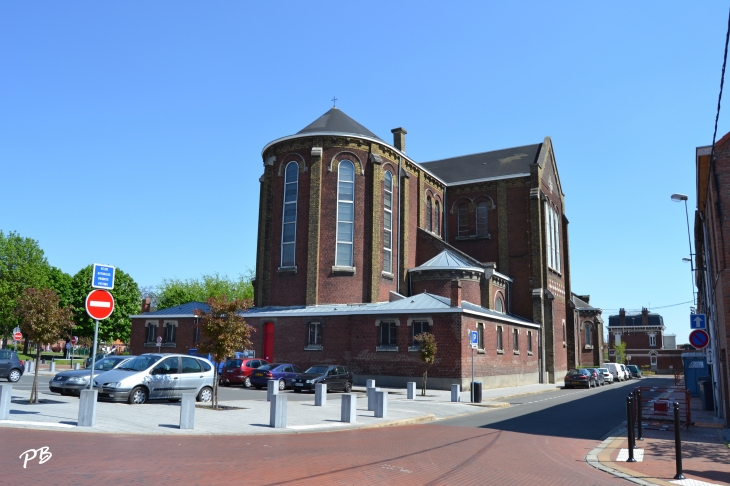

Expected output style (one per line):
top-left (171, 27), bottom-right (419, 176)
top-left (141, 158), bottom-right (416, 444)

top-left (619, 364), bottom-right (631, 380)
top-left (597, 367), bottom-right (614, 384)
top-left (605, 363), bottom-right (624, 381)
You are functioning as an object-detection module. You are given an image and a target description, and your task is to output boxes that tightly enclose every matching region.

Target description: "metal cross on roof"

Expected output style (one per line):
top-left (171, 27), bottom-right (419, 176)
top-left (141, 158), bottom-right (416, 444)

top-left (331, 96), bottom-right (338, 107)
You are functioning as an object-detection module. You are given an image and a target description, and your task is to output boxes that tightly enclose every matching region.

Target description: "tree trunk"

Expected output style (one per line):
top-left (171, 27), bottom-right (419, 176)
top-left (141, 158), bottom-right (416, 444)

top-left (30, 343), bottom-right (41, 404)
top-left (421, 370), bottom-right (428, 397)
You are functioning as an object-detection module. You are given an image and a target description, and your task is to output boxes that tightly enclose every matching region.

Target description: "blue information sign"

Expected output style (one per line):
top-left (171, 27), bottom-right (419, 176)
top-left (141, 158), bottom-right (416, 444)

top-left (690, 314), bottom-right (706, 330)
top-left (469, 330), bottom-right (478, 348)
top-left (92, 264), bottom-right (116, 290)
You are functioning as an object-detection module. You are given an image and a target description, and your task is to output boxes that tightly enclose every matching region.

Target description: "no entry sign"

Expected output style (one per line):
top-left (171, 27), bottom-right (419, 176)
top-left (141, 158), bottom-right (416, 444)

top-left (689, 329), bottom-right (710, 349)
top-left (13, 332), bottom-right (22, 341)
top-left (85, 289), bottom-right (115, 320)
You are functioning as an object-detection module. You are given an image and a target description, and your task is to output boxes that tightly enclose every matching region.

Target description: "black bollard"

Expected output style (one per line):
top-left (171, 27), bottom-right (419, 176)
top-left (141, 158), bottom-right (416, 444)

top-left (635, 389), bottom-right (643, 441)
top-left (673, 402), bottom-right (685, 479)
top-left (626, 396), bottom-right (636, 462)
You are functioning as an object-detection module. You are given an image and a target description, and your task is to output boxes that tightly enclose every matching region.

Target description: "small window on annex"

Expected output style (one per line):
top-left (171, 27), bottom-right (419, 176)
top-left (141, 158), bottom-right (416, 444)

top-left (380, 322), bottom-right (398, 348)
top-left (281, 161), bottom-right (299, 267)
top-left (164, 322), bottom-right (177, 343)
top-left (458, 204), bottom-right (469, 237)
top-left (336, 161), bottom-right (355, 267)
top-left (496, 326), bottom-right (504, 351)
top-left (476, 201), bottom-right (489, 236)
top-left (513, 329), bottom-right (519, 351)
top-left (411, 321), bottom-right (430, 346)
top-left (477, 323), bottom-right (484, 350)
top-left (308, 322), bottom-right (322, 347)
top-left (527, 331), bottom-right (533, 353)
top-left (145, 323), bottom-right (157, 343)
top-left (495, 296), bottom-right (504, 313)
top-left (584, 323), bottom-right (593, 346)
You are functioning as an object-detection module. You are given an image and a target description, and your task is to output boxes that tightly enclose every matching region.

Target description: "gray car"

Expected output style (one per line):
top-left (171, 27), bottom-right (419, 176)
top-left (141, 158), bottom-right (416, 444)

top-left (93, 353), bottom-right (214, 405)
top-left (0, 349), bottom-right (24, 382)
top-left (49, 356), bottom-right (134, 396)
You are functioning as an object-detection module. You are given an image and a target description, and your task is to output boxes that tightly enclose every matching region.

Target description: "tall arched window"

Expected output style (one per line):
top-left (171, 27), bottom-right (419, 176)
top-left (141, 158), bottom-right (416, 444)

top-left (426, 196), bottom-right (432, 232)
top-left (458, 204), bottom-right (469, 237)
top-left (383, 171), bottom-right (393, 273)
top-left (584, 323), bottom-right (593, 346)
top-left (281, 161), bottom-right (298, 267)
top-left (476, 201), bottom-right (489, 236)
top-left (554, 208), bottom-right (561, 272)
top-left (434, 200), bottom-right (440, 236)
top-left (495, 296), bottom-right (504, 313)
top-left (336, 161), bottom-right (355, 267)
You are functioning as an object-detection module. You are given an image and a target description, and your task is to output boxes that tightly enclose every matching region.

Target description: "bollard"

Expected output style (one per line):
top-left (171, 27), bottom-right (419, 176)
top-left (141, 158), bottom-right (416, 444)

top-left (23, 361), bottom-right (29, 373)
top-left (629, 394), bottom-right (638, 449)
top-left (451, 384), bottom-right (460, 402)
top-left (341, 393), bottom-right (357, 423)
top-left (375, 390), bottom-right (388, 418)
top-left (625, 396), bottom-right (636, 462)
top-left (29, 361), bottom-right (35, 373)
top-left (315, 383), bottom-right (327, 406)
top-left (673, 402), bottom-right (685, 479)
top-left (0, 384), bottom-right (12, 420)
top-left (270, 394), bottom-right (287, 428)
top-left (407, 382), bottom-right (416, 400)
top-left (179, 392), bottom-right (196, 430)
top-left (635, 388), bottom-right (643, 441)
top-left (267, 380), bottom-right (279, 402)
top-left (78, 389), bottom-right (98, 427)
top-left (367, 386), bottom-right (379, 411)
top-left (366, 379), bottom-right (375, 389)
top-left (74, 363), bottom-right (80, 370)
top-left (49, 361), bottom-right (56, 373)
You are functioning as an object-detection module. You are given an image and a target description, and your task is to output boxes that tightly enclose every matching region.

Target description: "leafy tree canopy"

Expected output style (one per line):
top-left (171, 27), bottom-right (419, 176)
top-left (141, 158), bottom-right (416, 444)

top-left (69, 265), bottom-right (141, 343)
top-left (0, 231), bottom-right (50, 336)
top-left (47, 266), bottom-right (73, 308)
top-left (157, 271), bottom-right (254, 310)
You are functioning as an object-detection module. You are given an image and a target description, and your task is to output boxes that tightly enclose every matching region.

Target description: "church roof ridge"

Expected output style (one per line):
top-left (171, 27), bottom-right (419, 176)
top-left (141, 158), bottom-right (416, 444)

top-left (296, 107), bottom-right (382, 140)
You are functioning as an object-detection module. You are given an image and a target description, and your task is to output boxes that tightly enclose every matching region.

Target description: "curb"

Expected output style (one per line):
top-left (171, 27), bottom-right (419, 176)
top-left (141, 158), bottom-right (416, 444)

top-left (467, 402), bottom-right (510, 408)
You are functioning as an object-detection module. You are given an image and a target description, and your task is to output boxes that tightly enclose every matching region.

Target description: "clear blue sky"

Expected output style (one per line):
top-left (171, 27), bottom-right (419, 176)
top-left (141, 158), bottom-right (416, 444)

top-left (2, 2), bottom-right (726, 344)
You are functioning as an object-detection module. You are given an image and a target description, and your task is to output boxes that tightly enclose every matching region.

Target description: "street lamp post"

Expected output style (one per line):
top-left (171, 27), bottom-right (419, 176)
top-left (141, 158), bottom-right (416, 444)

top-left (671, 194), bottom-right (696, 304)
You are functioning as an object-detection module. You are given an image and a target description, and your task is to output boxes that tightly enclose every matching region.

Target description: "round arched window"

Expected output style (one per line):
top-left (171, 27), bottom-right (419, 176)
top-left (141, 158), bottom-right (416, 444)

top-left (495, 296), bottom-right (504, 313)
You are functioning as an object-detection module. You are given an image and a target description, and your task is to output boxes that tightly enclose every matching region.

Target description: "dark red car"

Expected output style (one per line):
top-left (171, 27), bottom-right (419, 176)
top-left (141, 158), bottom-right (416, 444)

top-left (219, 358), bottom-right (268, 388)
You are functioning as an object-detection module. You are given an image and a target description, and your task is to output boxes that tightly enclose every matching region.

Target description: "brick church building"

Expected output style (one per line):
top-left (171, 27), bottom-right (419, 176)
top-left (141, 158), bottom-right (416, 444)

top-left (130, 107), bottom-right (599, 389)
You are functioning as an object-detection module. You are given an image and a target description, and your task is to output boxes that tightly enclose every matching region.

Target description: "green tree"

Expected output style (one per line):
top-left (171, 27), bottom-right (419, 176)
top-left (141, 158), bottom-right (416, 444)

top-left (195, 295), bottom-right (253, 409)
top-left (414, 332), bottom-right (437, 396)
top-left (69, 265), bottom-right (141, 345)
top-left (0, 231), bottom-right (50, 348)
top-left (614, 341), bottom-right (627, 364)
top-left (158, 272), bottom-right (254, 310)
top-left (16, 287), bottom-right (74, 403)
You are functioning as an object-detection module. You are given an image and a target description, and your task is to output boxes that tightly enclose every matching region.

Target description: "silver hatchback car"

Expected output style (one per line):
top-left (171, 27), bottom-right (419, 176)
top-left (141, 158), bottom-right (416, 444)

top-left (93, 353), bottom-right (214, 405)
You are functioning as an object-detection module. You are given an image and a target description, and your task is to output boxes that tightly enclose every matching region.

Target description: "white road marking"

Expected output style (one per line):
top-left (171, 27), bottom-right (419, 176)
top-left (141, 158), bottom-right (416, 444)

top-left (0, 420), bottom-right (74, 428)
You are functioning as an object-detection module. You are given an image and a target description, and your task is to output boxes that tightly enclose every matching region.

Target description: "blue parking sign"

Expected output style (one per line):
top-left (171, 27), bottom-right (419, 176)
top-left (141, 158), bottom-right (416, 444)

top-left (469, 330), bottom-right (478, 348)
top-left (690, 314), bottom-right (706, 330)
top-left (92, 264), bottom-right (116, 290)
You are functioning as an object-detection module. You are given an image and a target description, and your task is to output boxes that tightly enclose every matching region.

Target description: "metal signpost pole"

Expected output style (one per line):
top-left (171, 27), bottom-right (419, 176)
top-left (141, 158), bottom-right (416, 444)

top-left (88, 319), bottom-right (99, 390)
top-left (471, 346), bottom-right (475, 403)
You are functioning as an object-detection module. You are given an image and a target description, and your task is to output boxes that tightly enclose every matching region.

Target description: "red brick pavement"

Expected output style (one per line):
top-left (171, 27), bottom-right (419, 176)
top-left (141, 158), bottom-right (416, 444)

top-left (0, 425), bottom-right (624, 485)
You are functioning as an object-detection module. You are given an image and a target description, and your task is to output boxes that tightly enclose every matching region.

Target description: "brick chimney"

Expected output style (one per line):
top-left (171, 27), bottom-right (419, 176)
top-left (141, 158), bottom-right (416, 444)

top-left (141, 298), bottom-right (151, 314)
top-left (641, 307), bottom-right (649, 326)
top-left (619, 308), bottom-right (626, 326)
top-left (391, 127), bottom-right (407, 153)
top-left (450, 280), bottom-right (462, 308)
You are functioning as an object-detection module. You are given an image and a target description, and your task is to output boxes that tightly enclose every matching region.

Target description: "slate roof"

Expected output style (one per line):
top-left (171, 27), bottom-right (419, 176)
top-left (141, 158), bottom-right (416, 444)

top-left (296, 107), bottom-right (382, 140)
top-left (130, 301), bottom-right (209, 318)
top-left (420, 143), bottom-right (542, 184)
top-left (409, 249), bottom-right (484, 272)
top-left (607, 313), bottom-right (664, 327)
top-left (572, 294), bottom-right (600, 311)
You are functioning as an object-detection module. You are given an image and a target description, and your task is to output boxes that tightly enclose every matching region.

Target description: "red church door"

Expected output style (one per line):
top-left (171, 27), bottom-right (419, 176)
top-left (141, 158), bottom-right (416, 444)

top-left (263, 322), bottom-right (275, 362)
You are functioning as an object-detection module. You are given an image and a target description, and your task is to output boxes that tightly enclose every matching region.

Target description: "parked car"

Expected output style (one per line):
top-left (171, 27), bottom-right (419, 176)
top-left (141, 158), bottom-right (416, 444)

top-left (0, 349), bottom-right (24, 382)
top-left (564, 368), bottom-right (596, 388)
top-left (49, 356), bottom-right (134, 396)
top-left (292, 365), bottom-right (353, 393)
top-left (605, 363), bottom-right (625, 382)
top-left (619, 364), bottom-right (631, 380)
top-left (85, 351), bottom-right (116, 368)
top-left (92, 353), bottom-right (214, 405)
top-left (586, 368), bottom-right (605, 386)
top-left (220, 358), bottom-right (269, 388)
top-left (626, 364), bottom-right (642, 378)
top-left (597, 367), bottom-right (614, 384)
top-left (250, 363), bottom-right (304, 390)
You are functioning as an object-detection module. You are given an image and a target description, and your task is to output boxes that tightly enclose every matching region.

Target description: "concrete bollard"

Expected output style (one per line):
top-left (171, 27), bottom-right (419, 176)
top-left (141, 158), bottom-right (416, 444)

top-left (367, 386), bottom-right (379, 411)
top-left (49, 361), bottom-right (56, 373)
top-left (74, 363), bottom-right (80, 370)
top-left (0, 384), bottom-right (12, 420)
top-left (341, 393), bottom-right (357, 423)
top-left (407, 382), bottom-right (416, 399)
top-left (23, 361), bottom-right (29, 373)
top-left (366, 379), bottom-right (375, 388)
top-left (451, 384), bottom-right (460, 402)
top-left (315, 383), bottom-right (327, 406)
top-left (179, 392), bottom-right (196, 430)
top-left (78, 389), bottom-right (98, 427)
top-left (29, 361), bottom-right (35, 373)
top-left (375, 390), bottom-right (388, 418)
top-left (270, 394), bottom-right (287, 428)
top-left (267, 380), bottom-right (279, 402)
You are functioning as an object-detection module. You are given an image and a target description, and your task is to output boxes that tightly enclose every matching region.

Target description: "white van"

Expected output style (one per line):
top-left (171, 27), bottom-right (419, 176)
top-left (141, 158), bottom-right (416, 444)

top-left (619, 364), bottom-right (631, 380)
top-left (605, 363), bottom-right (624, 382)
